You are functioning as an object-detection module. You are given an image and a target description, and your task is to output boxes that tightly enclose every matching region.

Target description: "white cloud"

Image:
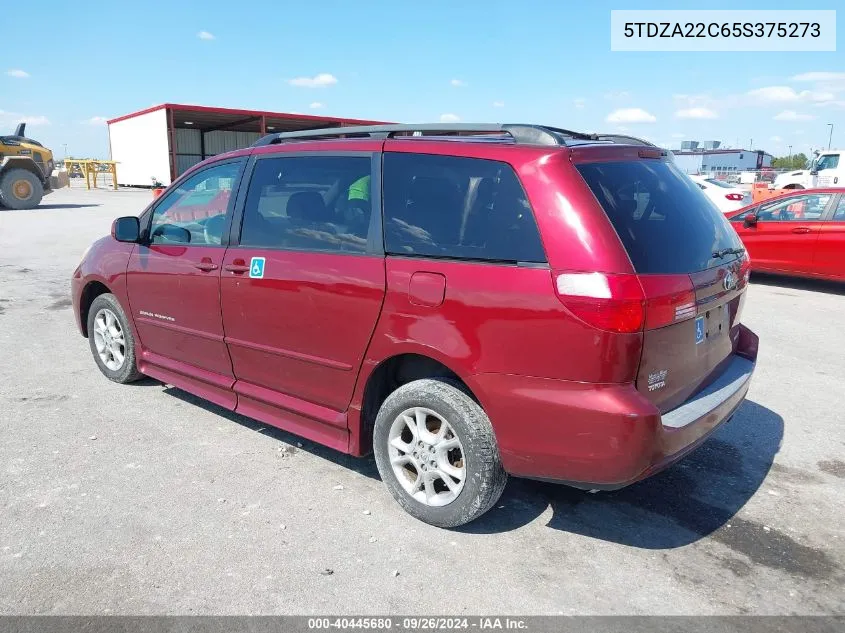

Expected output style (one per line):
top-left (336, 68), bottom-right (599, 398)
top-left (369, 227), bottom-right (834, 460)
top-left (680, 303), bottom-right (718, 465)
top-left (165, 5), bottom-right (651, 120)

top-left (675, 107), bottom-right (719, 120)
top-left (671, 133), bottom-right (686, 139)
top-left (85, 116), bottom-right (108, 125)
top-left (773, 110), bottom-right (815, 121)
top-left (605, 108), bottom-right (656, 124)
top-left (615, 126), bottom-right (629, 132)
top-left (814, 100), bottom-right (845, 109)
top-left (573, 98), bottom-right (586, 109)
top-left (770, 135), bottom-right (782, 142)
top-left (492, 101), bottom-right (505, 108)
top-left (6, 69), bottom-right (29, 78)
top-left (288, 73), bottom-right (338, 88)
top-left (747, 86), bottom-right (834, 104)
top-left (197, 31), bottom-right (215, 40)
top-left (309, 102), bottom-right (324, 109)
top-left (604, 91), bottom-right (631, 101)
top-left (450, 79), bottom-right (466, 87)
top-left (0, 110), bottom-right (50, 126)
top-left (791, 72), bottom-right (845, 82)
top-left (439, 113), bottom-right (460, 123)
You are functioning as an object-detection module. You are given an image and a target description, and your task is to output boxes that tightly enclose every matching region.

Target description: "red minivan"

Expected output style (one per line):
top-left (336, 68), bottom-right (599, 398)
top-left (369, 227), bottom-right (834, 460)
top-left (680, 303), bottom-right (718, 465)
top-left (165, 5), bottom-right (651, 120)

top-left (72, 124), bottom-right (758, 527)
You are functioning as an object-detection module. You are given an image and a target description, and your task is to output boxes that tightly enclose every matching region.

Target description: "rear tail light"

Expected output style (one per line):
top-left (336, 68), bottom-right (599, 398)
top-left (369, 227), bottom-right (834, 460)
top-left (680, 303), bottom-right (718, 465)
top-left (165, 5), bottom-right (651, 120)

top-left (739, 254), bottom-right (752, 284)
top-left (638, 275), bottom-right (697, 330)
top-left (554, 272), bottom-right (704, 333)
top-left (725, 193), bottom-right (744, 201)
top-left (553, 272), bottom-right (645, 333)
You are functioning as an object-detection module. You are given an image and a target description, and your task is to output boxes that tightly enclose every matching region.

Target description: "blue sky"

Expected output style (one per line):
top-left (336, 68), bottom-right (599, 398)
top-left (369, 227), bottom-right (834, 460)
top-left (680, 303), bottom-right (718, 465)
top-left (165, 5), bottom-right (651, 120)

top-left (2, 0), bottom-right (843, 159)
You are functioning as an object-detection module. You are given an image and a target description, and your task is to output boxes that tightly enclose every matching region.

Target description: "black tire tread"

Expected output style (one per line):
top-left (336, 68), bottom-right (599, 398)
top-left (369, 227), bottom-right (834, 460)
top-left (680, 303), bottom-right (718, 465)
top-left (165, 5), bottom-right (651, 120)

top-left (86, 293), bottom-right (143, 384)
top-left (373, 378), bottom-right (507, 528)
top-left (0, 168), bottom-right (43, 210)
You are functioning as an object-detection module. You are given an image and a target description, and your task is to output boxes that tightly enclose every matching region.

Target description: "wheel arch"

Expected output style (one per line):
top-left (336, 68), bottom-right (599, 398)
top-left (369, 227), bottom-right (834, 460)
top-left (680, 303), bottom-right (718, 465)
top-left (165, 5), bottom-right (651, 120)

top-left (354, 352), bottom-right (483, 456)
top-left (0, 157), bottom-right (46, 182)
top-left (79, 280), bottom-right (112, 337)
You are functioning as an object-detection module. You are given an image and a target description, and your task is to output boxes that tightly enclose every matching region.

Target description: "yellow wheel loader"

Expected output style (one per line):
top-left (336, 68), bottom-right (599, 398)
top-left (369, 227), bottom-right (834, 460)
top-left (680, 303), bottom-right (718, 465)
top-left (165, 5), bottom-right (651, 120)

top-left (0, 123), bottom-right (60, 209)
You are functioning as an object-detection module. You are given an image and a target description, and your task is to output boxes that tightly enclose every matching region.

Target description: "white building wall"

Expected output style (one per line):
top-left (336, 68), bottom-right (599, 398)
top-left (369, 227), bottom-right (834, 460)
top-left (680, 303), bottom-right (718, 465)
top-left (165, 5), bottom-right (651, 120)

top-left (108, 109), bottom-right (171, 186)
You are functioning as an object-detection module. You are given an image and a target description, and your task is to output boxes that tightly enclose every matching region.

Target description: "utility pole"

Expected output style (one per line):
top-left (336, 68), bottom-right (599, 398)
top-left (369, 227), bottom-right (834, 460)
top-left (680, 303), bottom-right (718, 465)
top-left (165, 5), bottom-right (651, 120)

top-left (828, 123), bottom-right (834, 150)
top-left (63, 144), bottom-right (68, 159)
top-left (788, 145), bottom-right (792, 166)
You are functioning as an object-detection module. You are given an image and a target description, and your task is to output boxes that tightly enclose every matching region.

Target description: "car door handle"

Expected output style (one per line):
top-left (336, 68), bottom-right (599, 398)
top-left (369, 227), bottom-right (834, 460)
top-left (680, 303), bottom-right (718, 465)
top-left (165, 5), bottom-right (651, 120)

top-left (224, 264), bottom-right (250, 274)
top-left (194, 261), bottom-right (219, 272)
top-left (791, 227), bottom-right (812, 234)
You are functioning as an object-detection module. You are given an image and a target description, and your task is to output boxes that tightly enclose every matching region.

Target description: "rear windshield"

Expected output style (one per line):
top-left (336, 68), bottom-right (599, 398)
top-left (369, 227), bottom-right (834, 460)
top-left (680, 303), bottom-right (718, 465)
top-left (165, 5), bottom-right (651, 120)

top-left (576, 159), bottom-right (744, 274)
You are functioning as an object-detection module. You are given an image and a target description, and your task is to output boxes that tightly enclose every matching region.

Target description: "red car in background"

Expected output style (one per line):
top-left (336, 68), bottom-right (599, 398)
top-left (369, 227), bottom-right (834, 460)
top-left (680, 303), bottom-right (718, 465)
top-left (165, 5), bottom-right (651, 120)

top-left (726, 189), bottom-right (845, 282)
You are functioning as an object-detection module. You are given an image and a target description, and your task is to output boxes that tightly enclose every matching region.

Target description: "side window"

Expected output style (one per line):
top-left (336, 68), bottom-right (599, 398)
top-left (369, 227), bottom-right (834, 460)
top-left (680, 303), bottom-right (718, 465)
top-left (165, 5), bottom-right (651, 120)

top-left (832, 197), bottom-right (845, 221)
top-left (239, 155), bottom-right (373, 254)
top-left (816, 154), bottom-right (840, 171)
top-left (382, 153), bottom-right (546, 263)
top-left (756, 194), bottom-right (832, 222)
top-left (149, 162), bottom-right (241, 245)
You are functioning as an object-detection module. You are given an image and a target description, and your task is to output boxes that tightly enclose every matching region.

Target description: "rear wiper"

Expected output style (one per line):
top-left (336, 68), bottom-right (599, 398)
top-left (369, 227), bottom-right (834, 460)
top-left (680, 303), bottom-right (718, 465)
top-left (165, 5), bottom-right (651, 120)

top-left (712, 247), bottom-right (745, 259)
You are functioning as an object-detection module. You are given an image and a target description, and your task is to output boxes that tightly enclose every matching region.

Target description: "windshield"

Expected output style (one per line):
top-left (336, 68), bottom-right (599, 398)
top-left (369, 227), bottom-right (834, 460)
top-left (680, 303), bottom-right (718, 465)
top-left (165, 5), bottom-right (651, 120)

top-left (576, 159), bottom-right (745, 274)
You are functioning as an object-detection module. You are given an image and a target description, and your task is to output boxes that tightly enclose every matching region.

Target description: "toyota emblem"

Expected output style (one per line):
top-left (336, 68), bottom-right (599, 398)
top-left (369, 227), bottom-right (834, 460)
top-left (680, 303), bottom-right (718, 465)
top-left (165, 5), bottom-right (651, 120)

top-left (723, 271), bottom-right (736, 291)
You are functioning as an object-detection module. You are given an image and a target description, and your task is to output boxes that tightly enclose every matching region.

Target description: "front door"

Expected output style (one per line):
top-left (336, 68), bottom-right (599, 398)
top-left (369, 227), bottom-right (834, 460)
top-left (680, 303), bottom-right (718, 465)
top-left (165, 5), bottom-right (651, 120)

top-left (734, 193), bottom-right (834, 275)
top-left (127, 159), bottom-right (245, 408)
top-left (220, 151), bottom-right (385, 449)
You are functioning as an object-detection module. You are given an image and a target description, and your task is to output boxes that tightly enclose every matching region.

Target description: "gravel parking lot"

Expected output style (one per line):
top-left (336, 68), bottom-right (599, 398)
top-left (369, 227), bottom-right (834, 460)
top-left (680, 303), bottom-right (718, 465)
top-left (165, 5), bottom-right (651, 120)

top-left (1, 187), bottom-right (843, 615)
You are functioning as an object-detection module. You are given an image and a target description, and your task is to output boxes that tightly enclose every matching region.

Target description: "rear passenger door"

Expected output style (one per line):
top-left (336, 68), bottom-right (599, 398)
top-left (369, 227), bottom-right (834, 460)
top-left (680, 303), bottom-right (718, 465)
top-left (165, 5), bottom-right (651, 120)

top-left (220, 151), bottom-right (385, 448)
top-left (813, 195), bottom-right (845, 279)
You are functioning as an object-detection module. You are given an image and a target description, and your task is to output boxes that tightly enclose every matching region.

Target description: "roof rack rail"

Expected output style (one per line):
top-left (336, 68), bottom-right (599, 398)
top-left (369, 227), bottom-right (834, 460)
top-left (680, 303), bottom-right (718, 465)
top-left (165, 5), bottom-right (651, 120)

top-left (252, 123), bottom-right (602, 148)
top-left (593, 134), bottom-right (657, 147)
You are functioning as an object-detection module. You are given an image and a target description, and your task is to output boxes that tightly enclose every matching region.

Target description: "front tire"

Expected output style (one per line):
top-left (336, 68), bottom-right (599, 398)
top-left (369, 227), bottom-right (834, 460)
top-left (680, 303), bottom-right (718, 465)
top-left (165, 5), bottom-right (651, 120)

top-left (373, 378), bottom-right (507, 528)
top-left (86, 293), bottom-right (142, 383)
top-left (0, 168), bottom-right (43, 210)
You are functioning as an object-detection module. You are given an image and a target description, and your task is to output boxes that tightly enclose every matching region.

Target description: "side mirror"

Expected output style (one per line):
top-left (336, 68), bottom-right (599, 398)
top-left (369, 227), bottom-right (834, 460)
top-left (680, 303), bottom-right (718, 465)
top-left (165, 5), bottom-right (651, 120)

top-left (151, 224), bottom-right (191, 243)
top-left (744, 213), bottom-right (758, 228)
top-left (810, 169), bottom-right (819, 175)
top-left (112, 216), bottom-right (140, 242)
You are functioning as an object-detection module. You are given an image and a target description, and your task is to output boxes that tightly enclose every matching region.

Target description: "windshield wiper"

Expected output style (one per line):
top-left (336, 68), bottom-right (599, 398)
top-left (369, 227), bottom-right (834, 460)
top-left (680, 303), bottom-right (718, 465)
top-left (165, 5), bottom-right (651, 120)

top-left (712, 247), bottom-right (745, 259)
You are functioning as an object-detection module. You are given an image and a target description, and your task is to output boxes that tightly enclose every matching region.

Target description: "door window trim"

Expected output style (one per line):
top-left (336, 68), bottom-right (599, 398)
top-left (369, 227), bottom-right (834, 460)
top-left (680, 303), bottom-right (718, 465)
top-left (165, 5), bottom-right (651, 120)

top-left (825, 193), bottom-right (845, 222)
top-left (228, 151), bottom-right (384, 257)
top-left (755, 193), bottom-right (836, 223)
top-left (141, 157), bottom-right (248, 247)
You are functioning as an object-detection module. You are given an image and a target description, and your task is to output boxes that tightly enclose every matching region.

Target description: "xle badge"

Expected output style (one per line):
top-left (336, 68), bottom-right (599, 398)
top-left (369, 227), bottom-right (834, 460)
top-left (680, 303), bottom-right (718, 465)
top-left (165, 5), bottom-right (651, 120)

top-left (249, 257), bottom-right (265, 279)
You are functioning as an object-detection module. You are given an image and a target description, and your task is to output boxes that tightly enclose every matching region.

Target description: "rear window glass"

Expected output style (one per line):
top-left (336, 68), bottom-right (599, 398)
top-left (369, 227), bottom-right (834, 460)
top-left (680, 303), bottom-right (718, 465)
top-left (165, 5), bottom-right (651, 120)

top-left (383, 153), bottom-right (546, 263)
top-left (576, 160), bottom-right (744, 274)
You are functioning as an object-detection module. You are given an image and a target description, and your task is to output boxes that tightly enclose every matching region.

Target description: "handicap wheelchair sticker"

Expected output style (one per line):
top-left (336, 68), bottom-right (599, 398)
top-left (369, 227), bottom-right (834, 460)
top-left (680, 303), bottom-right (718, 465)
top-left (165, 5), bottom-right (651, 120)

top-left (249, 257), bottom-right (266, 279)
top-left (695, 316), bottom-right (705, 345)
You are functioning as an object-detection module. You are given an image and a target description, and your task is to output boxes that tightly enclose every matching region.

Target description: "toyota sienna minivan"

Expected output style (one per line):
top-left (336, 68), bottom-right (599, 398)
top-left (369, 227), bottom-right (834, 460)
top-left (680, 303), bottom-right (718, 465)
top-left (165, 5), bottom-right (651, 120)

top-left (72, 123), bottom-right (758, 527)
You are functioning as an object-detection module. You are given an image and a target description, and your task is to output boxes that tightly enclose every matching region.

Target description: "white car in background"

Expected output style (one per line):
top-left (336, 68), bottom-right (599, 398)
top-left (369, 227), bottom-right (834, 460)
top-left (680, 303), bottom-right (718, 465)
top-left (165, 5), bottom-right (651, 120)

top-left (689, 175), bottom-right (750, 213)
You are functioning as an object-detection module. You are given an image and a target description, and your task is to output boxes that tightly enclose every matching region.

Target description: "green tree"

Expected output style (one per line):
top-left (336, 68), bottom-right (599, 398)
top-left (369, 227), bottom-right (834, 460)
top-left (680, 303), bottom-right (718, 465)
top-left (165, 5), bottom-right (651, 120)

top-left (772, 153), bottom-right (808, 170)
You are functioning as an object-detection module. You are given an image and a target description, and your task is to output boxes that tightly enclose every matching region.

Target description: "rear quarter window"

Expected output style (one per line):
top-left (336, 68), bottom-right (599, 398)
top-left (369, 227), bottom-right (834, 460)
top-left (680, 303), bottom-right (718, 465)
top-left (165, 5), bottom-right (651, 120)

top-left (382, 153), bottom-right (546, 263)
top-left (576, 159), bottom-right (744, 274)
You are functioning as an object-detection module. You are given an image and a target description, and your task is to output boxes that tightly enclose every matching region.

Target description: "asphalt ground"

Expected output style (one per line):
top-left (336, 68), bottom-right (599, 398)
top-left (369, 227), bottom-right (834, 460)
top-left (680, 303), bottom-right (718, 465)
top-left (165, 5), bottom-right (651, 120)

top-left (1, 187), bottom-right (843, 614)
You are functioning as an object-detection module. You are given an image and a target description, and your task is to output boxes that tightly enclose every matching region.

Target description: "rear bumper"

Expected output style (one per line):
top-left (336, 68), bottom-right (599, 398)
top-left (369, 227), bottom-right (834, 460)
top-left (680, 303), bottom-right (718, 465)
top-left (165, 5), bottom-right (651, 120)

top-left (474, 325), bottom-right (758, 487)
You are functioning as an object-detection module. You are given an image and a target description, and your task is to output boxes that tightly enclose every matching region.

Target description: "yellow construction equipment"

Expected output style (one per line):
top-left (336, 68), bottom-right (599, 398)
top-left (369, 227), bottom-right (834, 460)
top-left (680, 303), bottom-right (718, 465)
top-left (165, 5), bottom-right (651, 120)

top-left (0, 123), bottom-right (63, 209)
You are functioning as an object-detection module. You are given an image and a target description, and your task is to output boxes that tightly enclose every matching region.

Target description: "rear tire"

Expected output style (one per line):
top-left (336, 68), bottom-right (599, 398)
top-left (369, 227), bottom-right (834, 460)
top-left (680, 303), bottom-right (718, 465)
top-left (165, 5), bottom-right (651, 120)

top-left (373, 378), bottom-right (507, 528)
top-left (0, 168), bottom-right (43, 210)
top-left (86, 293), bottom-right (143, 384)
